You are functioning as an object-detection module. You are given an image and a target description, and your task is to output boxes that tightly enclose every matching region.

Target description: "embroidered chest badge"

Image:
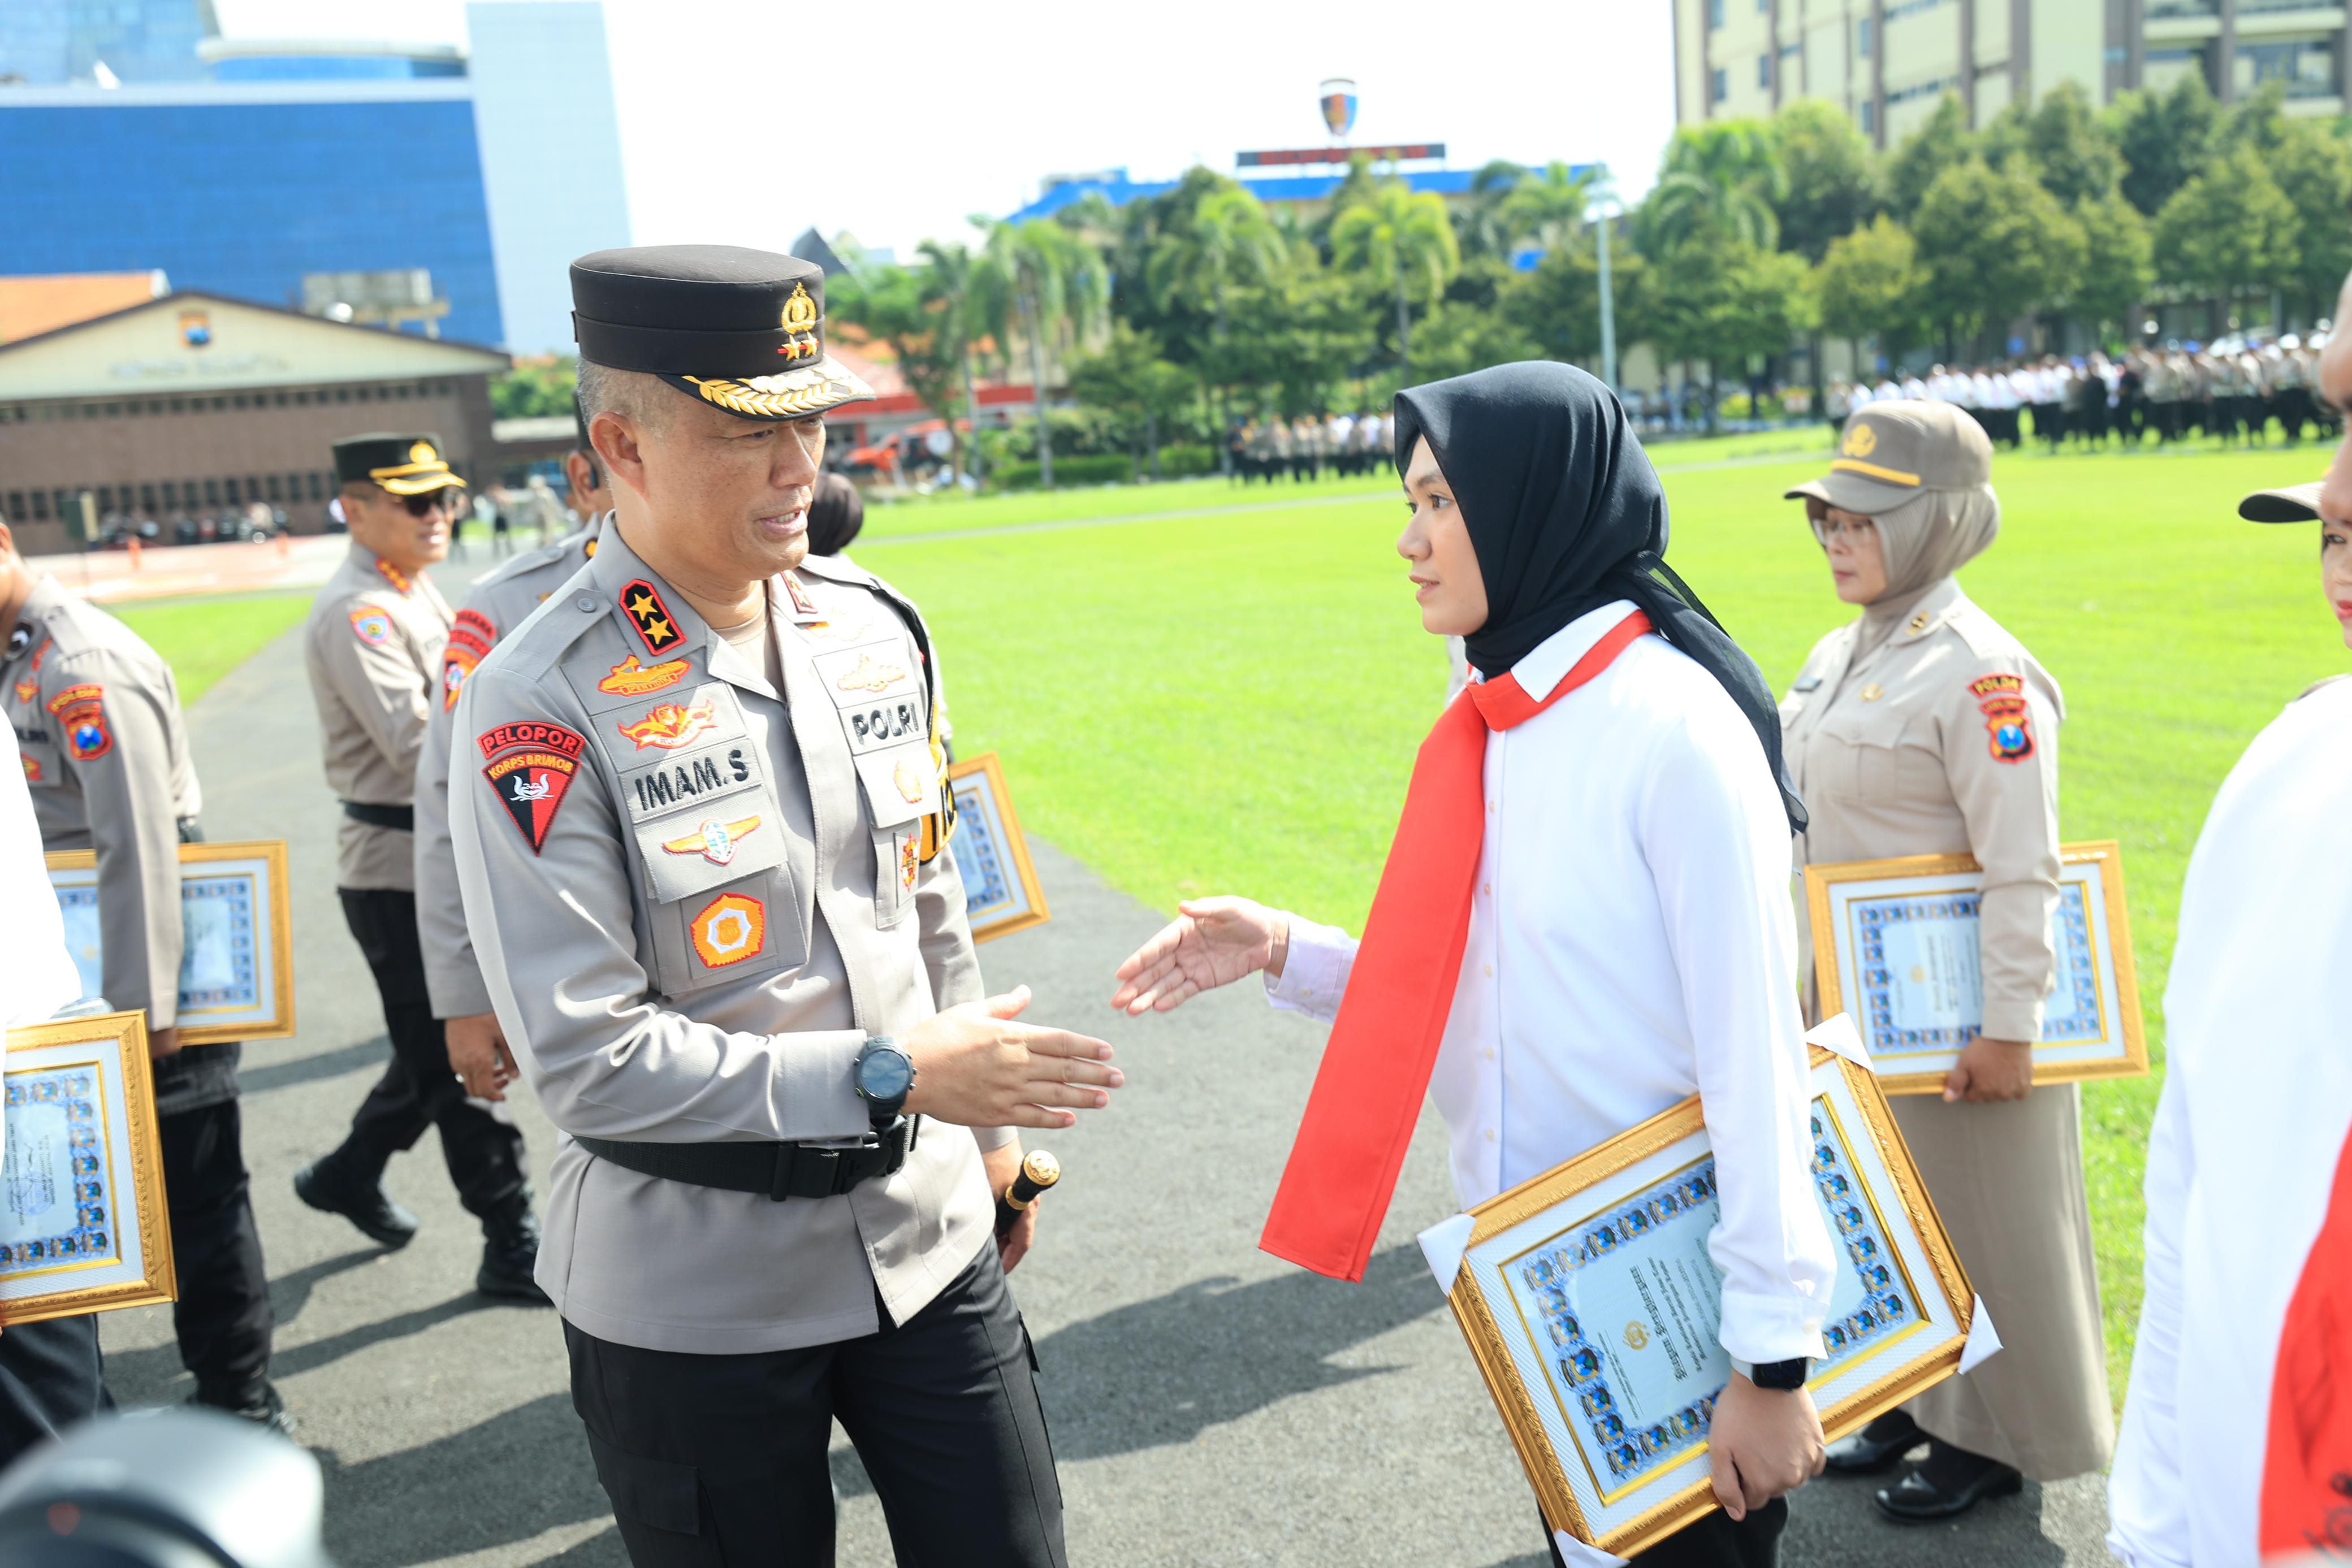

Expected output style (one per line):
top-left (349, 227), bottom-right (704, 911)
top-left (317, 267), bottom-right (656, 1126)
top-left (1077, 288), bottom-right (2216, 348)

top-left (619, 699), bottom-right (719, 751)
top-left (892, 757), bottom-right (926, 804)
top-left (349, 608), bottom-right (394, 647)
top-left (690, 893), bottom-right (766, 968)
top-left (20, 754), bottom-right (40, 784)
top-left (621, 579), bottom-right (685, 657)
top-left (46, 683), bottom-right (110, 761)
top-left (662, 815), bottom-right (762, 866)
top-left (596, 654), bottom-right (690, 696)
top-left (836, 651), bottom-right (908, 694)
top-left (477, 720), bottom-right (586, 853)
top-left (1966, 673), bottom-right (2034, 763)
top-left (12, 639), bottom-right (49, 703)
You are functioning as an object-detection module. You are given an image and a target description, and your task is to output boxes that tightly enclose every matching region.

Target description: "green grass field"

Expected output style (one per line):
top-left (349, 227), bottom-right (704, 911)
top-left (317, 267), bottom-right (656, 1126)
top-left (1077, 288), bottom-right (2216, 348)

top-left (122, 434), bottom-right (2344, 1405)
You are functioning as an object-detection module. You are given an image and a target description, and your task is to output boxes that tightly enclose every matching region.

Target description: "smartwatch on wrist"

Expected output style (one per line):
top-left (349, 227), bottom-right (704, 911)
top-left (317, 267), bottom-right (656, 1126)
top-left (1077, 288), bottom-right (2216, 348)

top-left (1728, 1355), bottom-right (1811, 1392)
top-left (852, 1036), bottom-right (915, 1125)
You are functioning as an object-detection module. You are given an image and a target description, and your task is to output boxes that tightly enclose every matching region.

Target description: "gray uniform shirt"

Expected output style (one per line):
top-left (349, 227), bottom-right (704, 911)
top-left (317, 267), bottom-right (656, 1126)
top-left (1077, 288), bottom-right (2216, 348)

top-left (3, 577), bottom-right (199, 1026)
top-left (416, 518), bottom-right (603, 1019)
top-left (1779, 578), bottom-right (2064, 1042)
top-left (448, 526), bottom-right (995, 1353)
top-left (303, 545), bottom-right (454, 890)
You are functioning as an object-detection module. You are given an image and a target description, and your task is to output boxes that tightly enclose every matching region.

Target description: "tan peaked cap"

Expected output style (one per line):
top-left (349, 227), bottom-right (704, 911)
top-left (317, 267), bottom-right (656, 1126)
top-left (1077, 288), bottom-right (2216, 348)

top-left (2239, 481), bottom-right (2325, 523)
top-left (1785, 400), bottom-right (1993, 514)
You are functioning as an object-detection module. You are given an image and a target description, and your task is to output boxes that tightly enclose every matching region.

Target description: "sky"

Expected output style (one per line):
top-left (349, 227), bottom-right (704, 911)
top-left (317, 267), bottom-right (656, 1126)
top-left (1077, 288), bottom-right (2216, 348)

top-left (214, 1), bottom-right (1680, 259)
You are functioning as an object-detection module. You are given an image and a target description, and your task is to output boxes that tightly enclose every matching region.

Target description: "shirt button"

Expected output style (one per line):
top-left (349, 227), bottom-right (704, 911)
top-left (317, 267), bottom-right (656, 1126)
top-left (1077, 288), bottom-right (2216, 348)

top-left (1482, 964), bottom-right (1493, 978)
top-left (574, 595), bottom-right (596, 612)
top-left (1484, 1128), bottom-right (1497, 1142)
top-left (1486, 801), bottom-right (1496, 815)
top-left (1481, 882), bottom-right (1491, 896)
top-left (1483, 1047), bottom-right (1496, 1060)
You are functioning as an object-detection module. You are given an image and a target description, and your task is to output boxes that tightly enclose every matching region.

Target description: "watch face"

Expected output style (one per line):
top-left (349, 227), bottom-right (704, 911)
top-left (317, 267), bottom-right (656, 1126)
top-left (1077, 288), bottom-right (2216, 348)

top-left (859, 1047), bottom-right (913, 1101)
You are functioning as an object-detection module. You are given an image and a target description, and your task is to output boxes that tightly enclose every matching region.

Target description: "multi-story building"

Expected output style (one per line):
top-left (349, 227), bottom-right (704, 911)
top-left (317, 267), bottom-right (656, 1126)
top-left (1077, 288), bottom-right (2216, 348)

top-left (0, 2), bottom-right (629, 354)
top-left (1673, 1), bottom-right (2352, 146)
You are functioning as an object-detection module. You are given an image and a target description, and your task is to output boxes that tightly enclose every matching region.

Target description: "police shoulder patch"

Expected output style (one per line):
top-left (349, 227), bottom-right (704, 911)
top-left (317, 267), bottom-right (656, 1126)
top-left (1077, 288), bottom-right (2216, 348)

top-left (349, 607), bottom-right (394, 647)
top-left (1967, 672), bottom-right (2034, 763)
top-left (478, 720), bottom-right (587, 853)
top-left (621, 579), bottom-right (685, 657)
top-left (441, 644), bottom-right (482, 710)
top-left (47, 683), bottom-right (110, 761)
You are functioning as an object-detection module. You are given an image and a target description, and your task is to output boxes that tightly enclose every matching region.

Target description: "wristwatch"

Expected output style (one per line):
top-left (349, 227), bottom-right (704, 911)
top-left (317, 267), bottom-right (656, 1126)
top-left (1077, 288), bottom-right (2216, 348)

top-left (1729, 1356), bottom-right (1811, 1392)
top-left (851, 1036), bottom-right (915, 1125)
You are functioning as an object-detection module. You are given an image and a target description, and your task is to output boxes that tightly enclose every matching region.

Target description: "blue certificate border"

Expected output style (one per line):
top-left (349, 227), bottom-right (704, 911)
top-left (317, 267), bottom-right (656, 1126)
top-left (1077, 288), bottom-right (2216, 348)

top-left (0, 1062), bottom-right (121, 1280)
top-left (1848, 877), bottom-right (2105, 1058)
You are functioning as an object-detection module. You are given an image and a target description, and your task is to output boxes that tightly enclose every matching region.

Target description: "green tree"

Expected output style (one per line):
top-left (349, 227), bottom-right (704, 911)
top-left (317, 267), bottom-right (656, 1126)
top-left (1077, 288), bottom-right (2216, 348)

top-left (2108, 73), bottom-right (2220, 218)
top-left (2260, 118), bottom-right (2352, 315)
top-left (1145, 184), bottom-right (1283, 474)
top-left (1499, 160), bottom-right (1598, 253)
top-left (1066, 320), bottom-right (1200, 478)
top-left (1883, 93), bottom-right (1974, 218)
top-left (1457, 159), bottom-right (1531, 261)
top-left (1644, 120), bottom-right (1787, 253)
top-left (972, 216), bottom-right (1109, 488)
top-left (1813, 214), bottom-right (1928, 365)
top-left (1329, 180), bottom-right (1460, 383)
top-left (2154, 144), bottom-right (2299, 330)
top-left (2020, 81), bottom-right (2125, 206)
top-left (1220, 258), bottom-right (1379, 416)
top-left (1910, 156), bottom-right (2085, 352)
top-left (830, 250), bottom-right (985, 483)
top-left (1500, 237), bottom-right (1649, 366)
top-left (1410, 299), bottom-right (1544, 383)
top-left (491, 355), bottom-right (576, 419)
top-left (2062, 189), bottom-right (2154, 342)
top-left (1642, 241), bottom-right (1815, 433)
top-left (1771, 98), bottom-right (1878, 262)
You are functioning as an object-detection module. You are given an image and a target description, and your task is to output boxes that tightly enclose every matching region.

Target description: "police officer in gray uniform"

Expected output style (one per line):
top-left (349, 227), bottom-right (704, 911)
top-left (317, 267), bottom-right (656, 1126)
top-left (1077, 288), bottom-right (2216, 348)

top-left (422, 403), bottom-right (610, 1108)
top-left (450, 246), bottom-right (1121, 1566)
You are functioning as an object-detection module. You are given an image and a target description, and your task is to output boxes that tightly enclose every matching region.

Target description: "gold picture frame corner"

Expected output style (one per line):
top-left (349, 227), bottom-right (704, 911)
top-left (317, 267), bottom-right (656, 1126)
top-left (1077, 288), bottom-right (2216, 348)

top-left (948, 752), bottom-right (1052, 942)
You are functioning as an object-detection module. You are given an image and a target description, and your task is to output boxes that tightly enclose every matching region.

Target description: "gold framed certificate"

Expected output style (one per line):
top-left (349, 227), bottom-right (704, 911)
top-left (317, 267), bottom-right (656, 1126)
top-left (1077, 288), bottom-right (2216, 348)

top-left (1, 1010), bottom-right (176, 1326)
top-left (945, 753), bottom-right (1049, 944)
top-left (44, 839), bottom-right (296, 1047)
top-left (1804, 839), bottom-right (2147, 1095)
top-left (1441, 1047), bottom-right (1973, 1557)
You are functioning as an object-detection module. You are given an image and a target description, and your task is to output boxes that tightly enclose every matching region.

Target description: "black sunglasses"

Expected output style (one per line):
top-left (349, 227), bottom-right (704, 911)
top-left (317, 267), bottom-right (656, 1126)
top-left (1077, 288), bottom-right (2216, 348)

top-left (398, 488), bottom-right (462, 518)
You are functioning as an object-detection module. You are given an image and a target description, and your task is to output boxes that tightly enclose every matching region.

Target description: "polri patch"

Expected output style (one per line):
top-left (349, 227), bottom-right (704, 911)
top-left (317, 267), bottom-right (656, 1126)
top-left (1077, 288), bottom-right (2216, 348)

top-left (349, 608), bottom-right (394, 647)
top-left (621, 579), bottom-right (685, 657)
top-left (1966, 673), bottom-right (2034, 763)
top-left (690, 892), bottom-right (766, 968)
top-left (49, 685), bottom-right (110, 763)
top-left (478, 721), bottom-right (587, 853)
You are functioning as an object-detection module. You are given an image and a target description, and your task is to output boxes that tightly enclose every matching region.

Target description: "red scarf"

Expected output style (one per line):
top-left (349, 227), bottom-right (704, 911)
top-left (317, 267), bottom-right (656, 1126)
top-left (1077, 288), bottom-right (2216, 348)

top-left (2261, 1123), bottom-right (2352, 1556)
top-left (1259, 611), bottom-right (1653, 1280)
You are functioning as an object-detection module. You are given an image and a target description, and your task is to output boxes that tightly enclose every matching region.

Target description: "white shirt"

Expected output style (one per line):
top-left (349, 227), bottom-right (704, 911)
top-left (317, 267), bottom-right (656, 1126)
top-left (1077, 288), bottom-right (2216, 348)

top-left (1, 724), bottom-right (79, 1028)
top-left (1900, 375), bottom-right (1928, 400)
top-left (2108, 677), bottom-right (2352, 1568)
top-left (1267, 605), bottom-right (1834, 1365)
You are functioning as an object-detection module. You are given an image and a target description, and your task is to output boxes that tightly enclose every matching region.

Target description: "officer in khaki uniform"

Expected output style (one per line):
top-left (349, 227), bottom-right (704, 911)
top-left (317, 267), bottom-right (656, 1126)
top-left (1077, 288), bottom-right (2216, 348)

top-left (0, 520), bottom-right (286, 1430)
top-left (1777, 402), bottom-right (2112, 1519)
top-left (295, 434), bottom-right (544, 1301)
top-left (421, 402), bottom-right (610, 1104)
top-left (449, 247), bottom-right (1122, 1567)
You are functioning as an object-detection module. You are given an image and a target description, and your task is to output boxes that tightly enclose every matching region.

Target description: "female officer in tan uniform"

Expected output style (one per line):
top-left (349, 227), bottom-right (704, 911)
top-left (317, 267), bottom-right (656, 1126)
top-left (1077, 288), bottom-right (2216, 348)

top-left (1778, 401), bottom-right (2112, 1522)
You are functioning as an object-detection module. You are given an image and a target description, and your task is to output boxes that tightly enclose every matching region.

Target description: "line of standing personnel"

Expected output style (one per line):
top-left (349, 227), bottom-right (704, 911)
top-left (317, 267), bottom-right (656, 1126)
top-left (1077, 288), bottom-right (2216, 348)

top-left (0, 510), bottom-right (288, 1435)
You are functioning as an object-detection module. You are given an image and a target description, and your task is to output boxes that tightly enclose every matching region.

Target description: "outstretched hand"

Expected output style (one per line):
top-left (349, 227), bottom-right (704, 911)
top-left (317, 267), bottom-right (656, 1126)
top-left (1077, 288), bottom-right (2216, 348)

top-left (1110, 897), bottom-right (1288, 1016)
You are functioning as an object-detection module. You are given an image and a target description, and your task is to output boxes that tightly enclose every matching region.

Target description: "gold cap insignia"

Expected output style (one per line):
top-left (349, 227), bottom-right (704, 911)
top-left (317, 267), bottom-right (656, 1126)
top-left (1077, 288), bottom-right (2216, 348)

top-left (777, 281), bottom-right (820, 363)
top-left (409, 440), bottom-right (438, 465)
top-left (1840, 423), bottom-right (1877, 458)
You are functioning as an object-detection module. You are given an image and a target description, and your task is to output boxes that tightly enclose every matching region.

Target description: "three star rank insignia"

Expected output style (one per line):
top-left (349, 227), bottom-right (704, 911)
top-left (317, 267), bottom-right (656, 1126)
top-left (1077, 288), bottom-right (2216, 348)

top-left (621, 579), bottom-right (685, 657)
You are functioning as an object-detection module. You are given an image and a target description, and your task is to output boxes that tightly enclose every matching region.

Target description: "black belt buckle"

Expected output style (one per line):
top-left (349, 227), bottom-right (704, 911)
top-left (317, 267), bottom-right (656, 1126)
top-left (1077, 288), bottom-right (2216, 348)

top-left (767, 1120), bottom-right (911, 1202)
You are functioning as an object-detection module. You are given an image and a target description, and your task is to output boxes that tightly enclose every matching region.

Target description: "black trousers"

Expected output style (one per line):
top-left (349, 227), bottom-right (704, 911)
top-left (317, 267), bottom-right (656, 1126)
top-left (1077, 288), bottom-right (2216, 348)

top-left (1546, 1497), bottom-right (1785, 1568)
top-left (335, 887), bottom-right (528, 1219)
top-left (158, 1098), bottom-right (274, 1399)
top-left (0, 1315), bottom-right (107, 1470)
top-left (566, 1244), bottom-right (1064, 1568)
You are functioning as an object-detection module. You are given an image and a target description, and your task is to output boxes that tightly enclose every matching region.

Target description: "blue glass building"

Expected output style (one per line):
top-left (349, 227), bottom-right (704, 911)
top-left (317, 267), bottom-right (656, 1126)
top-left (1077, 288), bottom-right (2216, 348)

top-left (0, 0), bottom-right (217, 84)
top-left (0, 83), bottom-right (505, 346)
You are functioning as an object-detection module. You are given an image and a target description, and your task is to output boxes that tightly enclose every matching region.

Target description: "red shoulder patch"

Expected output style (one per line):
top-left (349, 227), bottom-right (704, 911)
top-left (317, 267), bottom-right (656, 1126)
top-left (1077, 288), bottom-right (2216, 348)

top-left (478, 721), bottom-right (586, 854)
top-left (1968, 674), bottom-right (2034, 763)
top-left (442, 644), bottom-right (482, 711)
top-left (48, 684), bottom-right (110, 761)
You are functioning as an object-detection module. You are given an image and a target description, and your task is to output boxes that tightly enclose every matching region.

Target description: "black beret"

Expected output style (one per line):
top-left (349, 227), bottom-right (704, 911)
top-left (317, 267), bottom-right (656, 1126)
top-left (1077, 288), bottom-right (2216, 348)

top-left (570, 245), bottom-right (875, 422)
top-left (332, 433), bottom-right (464, 495)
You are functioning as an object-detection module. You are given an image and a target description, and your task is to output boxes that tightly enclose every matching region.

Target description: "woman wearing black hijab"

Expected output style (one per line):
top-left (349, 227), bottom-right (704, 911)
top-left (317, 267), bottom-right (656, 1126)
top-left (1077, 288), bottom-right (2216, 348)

top-left (805, 470), bottom-right (865, 559)
top-left (1113, 363), bottom-right (1834, 1565)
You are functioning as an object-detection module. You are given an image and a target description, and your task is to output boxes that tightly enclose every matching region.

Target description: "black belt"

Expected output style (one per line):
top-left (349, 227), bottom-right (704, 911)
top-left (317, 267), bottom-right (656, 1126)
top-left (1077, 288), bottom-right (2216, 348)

top-left (573, 1117), bottom-right (914, 1201)
top-left (341, 800), bottom-right (414, 831)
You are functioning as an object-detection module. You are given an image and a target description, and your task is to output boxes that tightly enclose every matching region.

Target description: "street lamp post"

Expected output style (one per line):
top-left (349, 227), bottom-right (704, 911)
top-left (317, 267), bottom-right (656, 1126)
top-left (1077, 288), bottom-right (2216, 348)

top-left (1588, 177), bottom-right (1620, 395)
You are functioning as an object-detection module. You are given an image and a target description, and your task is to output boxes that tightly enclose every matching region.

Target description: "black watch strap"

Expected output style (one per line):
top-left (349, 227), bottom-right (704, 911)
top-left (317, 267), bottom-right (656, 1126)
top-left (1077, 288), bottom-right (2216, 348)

top-left (1742, 1356), bottom-right (1811, 1391)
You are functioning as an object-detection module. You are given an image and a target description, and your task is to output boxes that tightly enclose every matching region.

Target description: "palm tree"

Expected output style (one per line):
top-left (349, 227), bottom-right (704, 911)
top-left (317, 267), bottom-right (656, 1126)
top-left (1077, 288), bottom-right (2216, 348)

top-left (1501, 160), bottom-right (1599, 255)
top-left (1330, 181), bottom-right (1459, 384)
top-left (1644, 123), bottom-right (1788, 255)
top-left (915, 238), bottom-right (982, 485)
top-left (1460, 159), bottom-right (1530, 259)
top-left (1146, 185), bottom-right (1283, 475)
top-left (972, 216), bottom-right (1109, 487)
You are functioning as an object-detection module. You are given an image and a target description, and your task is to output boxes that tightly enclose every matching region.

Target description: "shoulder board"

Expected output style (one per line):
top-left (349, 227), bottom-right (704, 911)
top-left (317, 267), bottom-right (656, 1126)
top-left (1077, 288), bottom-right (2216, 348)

top-left (1945, 603), bottom-right (2025, 662)
top-left (34, 597), bottom-right (110, 660)
top-left (478, 573), bottom-right (612, 685)
top-left (2293, 672), bottom-right (2352, 702)
top-left (794, 553), bottom-right (877, 589)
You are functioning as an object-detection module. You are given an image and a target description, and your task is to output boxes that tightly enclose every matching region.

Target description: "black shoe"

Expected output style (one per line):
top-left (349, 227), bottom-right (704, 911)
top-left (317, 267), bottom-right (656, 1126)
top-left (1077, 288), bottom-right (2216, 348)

top-left (294, 1158), bottom-right (418, 1249)
top-left (1827, 1410), bottom-right (1922, 1475)
top-left (1873, 1443), bottom-right (2024, 1522)
top-left (189, 1379), bottom-right (297, 1437)
top-left (477, 1205), bottom-right (550, 1305)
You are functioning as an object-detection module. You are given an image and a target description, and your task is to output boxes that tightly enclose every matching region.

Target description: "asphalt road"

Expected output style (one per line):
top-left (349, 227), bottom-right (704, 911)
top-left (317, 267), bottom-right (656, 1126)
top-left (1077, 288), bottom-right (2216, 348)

top-left (95, 555), bottom-right (2121, 1567)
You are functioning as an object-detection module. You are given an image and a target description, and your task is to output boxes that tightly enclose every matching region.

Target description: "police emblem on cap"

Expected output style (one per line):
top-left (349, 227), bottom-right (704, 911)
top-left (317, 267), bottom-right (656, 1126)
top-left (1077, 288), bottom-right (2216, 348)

top-left (569, 245), bottom-right (876, 423)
